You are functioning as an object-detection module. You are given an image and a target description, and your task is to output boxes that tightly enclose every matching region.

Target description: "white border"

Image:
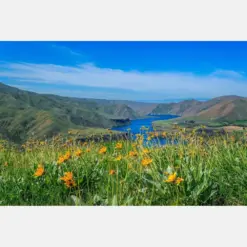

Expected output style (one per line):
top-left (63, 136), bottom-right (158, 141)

top-left (1, 0), bottom-right (247, 246)
top-left (0, 206), bottom-right (246, 246)
top-left (1, 0), bottom-right (247, 41)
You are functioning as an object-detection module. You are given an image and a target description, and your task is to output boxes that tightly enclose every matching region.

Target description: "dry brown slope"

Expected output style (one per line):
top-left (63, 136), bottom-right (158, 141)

top-left (196, 97), bottom-right (247, 121)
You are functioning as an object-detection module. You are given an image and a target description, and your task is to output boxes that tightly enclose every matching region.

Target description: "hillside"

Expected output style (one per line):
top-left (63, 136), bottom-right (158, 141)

top-left (151, 96), bottom-right (247, 122)
top-left (87, 99), bottom-right (158, 116)
top-left (152, 95), bottom-right (247, 131)
top-left (151, 99), bottom-right (202, 116)
top-left (2, 81), bottom-right (247, 143)
top-left (0, 82), bottom-right (146, 142)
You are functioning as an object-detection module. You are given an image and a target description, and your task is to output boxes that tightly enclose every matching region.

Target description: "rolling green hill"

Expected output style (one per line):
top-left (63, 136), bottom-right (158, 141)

top-left (2, 81), bottom-right (247, 143)
top-left (0, 82), bottom-right (145, 142)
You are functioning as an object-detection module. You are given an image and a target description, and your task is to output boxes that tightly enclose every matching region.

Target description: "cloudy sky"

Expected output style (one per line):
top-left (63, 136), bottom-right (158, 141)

top-left (1, 41), bottom-right (247, 102)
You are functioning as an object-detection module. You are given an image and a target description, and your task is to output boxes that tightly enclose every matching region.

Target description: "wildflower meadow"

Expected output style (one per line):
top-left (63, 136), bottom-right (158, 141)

top-left (0, 127), bottom-right (247, 206)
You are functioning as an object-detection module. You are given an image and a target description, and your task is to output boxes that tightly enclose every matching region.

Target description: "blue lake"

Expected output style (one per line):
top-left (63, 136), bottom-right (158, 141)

top-left (111, 114), bottom-right (179, 146)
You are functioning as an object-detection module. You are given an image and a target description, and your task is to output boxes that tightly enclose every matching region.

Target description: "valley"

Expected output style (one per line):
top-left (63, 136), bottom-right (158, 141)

top-left (1, 82), bottom-right (247, 144)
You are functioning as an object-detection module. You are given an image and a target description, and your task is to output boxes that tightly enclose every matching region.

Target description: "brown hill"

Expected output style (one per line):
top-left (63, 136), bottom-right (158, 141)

top-left (151, 95), bottom-right (247, 122)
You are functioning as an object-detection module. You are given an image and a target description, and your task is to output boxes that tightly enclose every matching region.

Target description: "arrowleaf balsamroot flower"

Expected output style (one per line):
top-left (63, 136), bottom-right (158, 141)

top-left (142, 148), bottom-right (150, 154)
top-left (99, 146), bottom-right (107, 154)
top-left (175, 177), bottom-right (184, 185)
top-left (57, 156), bottom-right (65, 165)
top-left (115, 142), bottom-right (123, 149)
top-left (60, 172), bottom-right (76, 188)
top-left (141, 157), bottom-right (153, 167)
top-left (129, 150), bottom-right (138, 157)
top-left (115, 155), bottom-right (122, 161)
top-left (109, 169), bottom-right (116, 175)
top-left (64, 151), bottom-right (71, 161)
top-left (165, 173), bottom-right (177, 183)
top-left (165, 173), bottom-right (184, 185)
top-left (74, 149), bottom-right (82, 157)
top-left (34, 164), bottom-right (45, 177)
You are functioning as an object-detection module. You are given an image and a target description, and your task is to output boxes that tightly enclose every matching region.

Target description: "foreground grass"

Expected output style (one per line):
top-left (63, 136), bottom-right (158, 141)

top-left (0, 129), bottom-right (247, 205)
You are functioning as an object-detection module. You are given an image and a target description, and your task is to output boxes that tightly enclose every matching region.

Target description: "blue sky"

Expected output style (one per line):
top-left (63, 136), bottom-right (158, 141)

top-left (1, 41), bottom-right (247, 102)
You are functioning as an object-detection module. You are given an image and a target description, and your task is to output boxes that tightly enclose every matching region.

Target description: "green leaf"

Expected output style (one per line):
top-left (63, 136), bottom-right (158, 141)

top-left (175, 159), bottom-right (181, 166)
top-left (112, 195), bottom-right (118, 206)
top-left (70, 195), bottom-right (83, 206)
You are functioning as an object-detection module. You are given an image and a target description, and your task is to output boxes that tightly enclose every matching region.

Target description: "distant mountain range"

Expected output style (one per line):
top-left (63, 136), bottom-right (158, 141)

top-left (151, 96), bottom-right (247, 122)
top-left (1, 82), bottom-right (247, 143)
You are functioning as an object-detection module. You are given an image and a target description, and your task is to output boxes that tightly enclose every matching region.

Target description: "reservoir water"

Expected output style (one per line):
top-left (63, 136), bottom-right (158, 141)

top-left (111, 115), bottom-right (179, 146)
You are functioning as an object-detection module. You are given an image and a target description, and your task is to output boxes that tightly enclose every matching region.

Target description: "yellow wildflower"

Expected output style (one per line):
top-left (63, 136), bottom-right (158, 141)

top-left (141, 157), bottom-right (153, 167)
top-left (86, 148), bottom-right (91, 153)
top-left (165, 173), bottom-right (177, 183)
top-left (34, 164), bottom-right (45, 177)
top-left (115, 142), bottom-right (123, 149)
top-left (175, 177), bottom-right (184, 185)
top-left (115, 155), bottom-right (122, 161)
top-left (60, 172), bottom-right (76, 188)
top-left (129, 150), bottom-right (138, 157)
top-left (109, 169), bottom-right (116, 175)
top-left (99, 146), bottom-right (107, 154)
top-left (57, 156), bottom-right (65, 165)
top-left (74, 149), bottom-right (82, 157)
top-left (4, 162), bottom-right (8, 167)
top-left (142, 148), bottom-right (150, 154)
top-left (64, 151), bottom-right (71, 161)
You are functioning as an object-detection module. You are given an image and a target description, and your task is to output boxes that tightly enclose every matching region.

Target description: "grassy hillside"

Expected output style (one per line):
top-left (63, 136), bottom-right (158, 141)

top-left (87, 99), bottom-right (158, 116)
top-left (0, 82), bottom-right (143, 143)
top-left (151, 99), bottom-right (202, 116)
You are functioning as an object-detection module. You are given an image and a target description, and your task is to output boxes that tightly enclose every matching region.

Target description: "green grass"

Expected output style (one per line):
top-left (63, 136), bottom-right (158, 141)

top-left (1, 129), bottom-right (247, 206)
top-left (0, 82), bottom-right (140, 143)
top-left (231, 120), bottom-right (247, 127)
top-left (153, 116), bottom-right (247, 130)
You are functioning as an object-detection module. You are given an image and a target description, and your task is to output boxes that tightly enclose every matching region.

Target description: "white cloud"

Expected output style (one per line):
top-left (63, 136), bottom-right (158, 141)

top-left (51, 44), bottom-right (84, 57)
top-left (1, 62), bottom-right (247, 100)
top-left (210, 69), bottom-right (245, 78)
